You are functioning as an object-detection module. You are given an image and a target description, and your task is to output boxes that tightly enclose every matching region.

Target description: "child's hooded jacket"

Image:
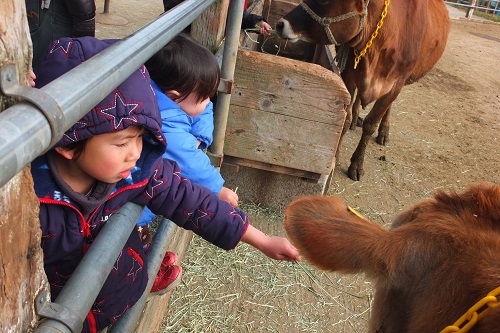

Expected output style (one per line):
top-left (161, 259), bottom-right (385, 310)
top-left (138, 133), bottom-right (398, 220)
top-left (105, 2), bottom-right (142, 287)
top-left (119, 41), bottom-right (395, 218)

top-left (32, 36), bottom-right (249, 333)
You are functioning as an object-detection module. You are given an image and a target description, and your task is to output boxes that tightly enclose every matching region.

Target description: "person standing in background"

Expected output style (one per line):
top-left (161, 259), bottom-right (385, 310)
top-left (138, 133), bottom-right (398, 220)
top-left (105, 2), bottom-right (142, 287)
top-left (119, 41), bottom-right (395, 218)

top-left (25, 0), bottom-right (96, 75)
top-left (162, 0), bottom-right (272, 35)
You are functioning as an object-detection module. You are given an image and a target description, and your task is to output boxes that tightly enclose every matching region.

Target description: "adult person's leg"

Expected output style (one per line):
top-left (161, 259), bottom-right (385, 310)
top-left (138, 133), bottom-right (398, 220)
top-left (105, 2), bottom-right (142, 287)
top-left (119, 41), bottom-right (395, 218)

top-left (26, 0), bottom-right (73, 75)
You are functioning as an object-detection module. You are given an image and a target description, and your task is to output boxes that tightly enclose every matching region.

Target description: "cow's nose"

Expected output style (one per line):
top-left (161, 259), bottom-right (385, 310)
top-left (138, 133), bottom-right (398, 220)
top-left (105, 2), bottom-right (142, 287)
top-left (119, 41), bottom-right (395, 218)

top-left (276, 20), bottom-right (284, 35)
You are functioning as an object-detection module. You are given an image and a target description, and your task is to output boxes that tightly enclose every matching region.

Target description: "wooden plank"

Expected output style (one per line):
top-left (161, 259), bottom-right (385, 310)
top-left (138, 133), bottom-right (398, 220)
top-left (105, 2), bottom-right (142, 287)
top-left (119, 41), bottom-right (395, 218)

top-left (226, 49), bottom-right (349, 175)
top-left (232, 49), bottom-right (348, 123)
top-left (224, 156), bottom-right (322, 180)
top-left (191, 0), bottom-right (229, 52)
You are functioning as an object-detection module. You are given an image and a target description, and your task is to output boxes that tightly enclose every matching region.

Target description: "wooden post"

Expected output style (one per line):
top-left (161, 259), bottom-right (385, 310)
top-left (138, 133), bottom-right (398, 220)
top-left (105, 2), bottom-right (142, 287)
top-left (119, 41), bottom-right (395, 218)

top-left (191, 0), bottom-right (230, 52)
top-left (466, 0), bottom-right (477, 17)
top-left (0, 0), bottom-right (48, 331)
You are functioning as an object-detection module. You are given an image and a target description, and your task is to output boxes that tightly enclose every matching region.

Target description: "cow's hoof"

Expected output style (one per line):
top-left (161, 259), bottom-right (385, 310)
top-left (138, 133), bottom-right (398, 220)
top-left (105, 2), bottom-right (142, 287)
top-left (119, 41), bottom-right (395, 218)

top-left (376, 132), bottom-right (389, 145)
top-left (349, 117), bottom-right (363, 130)
top-left (347, 164), bottom-right (363, 181)
top-left (356, 116), bottom-right (363, 127)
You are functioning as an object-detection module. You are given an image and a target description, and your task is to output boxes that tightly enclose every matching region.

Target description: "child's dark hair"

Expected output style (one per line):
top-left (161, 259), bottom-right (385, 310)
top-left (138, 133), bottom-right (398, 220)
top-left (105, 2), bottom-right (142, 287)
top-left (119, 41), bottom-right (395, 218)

top-left (145, 33), bottom-right (220, 103)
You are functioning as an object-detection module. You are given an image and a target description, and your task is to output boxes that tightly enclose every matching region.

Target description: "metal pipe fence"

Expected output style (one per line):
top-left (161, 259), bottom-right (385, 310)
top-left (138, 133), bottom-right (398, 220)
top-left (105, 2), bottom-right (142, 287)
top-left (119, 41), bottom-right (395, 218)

top-left (445, 0), bottom-right (500, 16)
top-left (0, 0), bottom-right (215, 189)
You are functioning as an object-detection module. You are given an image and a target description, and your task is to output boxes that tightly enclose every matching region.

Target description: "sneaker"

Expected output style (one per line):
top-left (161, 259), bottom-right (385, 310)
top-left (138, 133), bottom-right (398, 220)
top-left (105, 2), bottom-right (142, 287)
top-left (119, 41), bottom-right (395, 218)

top-left (160, 251), bottom-right (178, 268)
top-left (150, 265), bottom-right (182, 295)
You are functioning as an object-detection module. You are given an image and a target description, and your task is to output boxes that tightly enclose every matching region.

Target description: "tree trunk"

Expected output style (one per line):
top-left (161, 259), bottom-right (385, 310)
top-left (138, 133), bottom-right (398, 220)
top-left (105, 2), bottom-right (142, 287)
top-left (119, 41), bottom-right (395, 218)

top-left (0, 1), bottom-right (48, 332)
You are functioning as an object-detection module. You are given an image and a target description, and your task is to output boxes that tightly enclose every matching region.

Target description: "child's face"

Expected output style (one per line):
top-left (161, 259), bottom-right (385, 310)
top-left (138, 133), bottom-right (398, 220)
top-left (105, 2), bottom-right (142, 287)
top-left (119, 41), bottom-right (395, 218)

top-left (175, 92), bottom-right (210, 117)
top-left (74, 126), bottom-right (145, 183)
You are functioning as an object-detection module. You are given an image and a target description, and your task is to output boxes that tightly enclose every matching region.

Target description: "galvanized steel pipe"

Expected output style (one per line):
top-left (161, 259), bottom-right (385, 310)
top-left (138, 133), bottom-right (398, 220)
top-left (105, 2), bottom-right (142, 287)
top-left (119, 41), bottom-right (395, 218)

top-left (209, 0), bottom-right (245, 166)
top-left (0, 0), bottom-right (215, 189)
top-left (34, 203), bottom-right (144, 333)
top-left (109, 218), bottom-right (178, 332)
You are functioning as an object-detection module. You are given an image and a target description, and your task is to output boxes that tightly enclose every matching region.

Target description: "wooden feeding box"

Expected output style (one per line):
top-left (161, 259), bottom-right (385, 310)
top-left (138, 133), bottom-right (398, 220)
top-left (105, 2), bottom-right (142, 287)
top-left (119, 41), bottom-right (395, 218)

top-left (221, 49), bottom-right (350, 209)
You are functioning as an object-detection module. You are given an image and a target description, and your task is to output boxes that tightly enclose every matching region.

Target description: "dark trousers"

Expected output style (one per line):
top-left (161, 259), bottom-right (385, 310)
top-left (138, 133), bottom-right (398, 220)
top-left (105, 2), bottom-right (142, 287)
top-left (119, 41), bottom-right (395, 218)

top-left (26, 0), bottom-right (74, 74)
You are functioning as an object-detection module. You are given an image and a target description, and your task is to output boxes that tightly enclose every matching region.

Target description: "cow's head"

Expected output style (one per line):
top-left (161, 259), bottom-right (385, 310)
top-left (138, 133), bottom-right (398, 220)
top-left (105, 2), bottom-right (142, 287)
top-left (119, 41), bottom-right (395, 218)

top-left (276, 0), bottom-right (369, 45)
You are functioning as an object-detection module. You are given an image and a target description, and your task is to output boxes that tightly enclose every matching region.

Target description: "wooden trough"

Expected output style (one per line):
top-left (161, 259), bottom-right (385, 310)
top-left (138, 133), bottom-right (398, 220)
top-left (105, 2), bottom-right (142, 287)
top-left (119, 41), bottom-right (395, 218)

top-left (221, 49), bottom-right (349, 209)
top-left (220, 0), bottom-right (350, 209)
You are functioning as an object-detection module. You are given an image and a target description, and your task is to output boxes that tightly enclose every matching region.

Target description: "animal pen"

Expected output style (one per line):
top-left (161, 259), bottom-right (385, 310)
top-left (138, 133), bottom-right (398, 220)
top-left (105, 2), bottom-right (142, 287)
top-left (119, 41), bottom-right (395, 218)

top-left (0, 0), bottom-right (348, 331)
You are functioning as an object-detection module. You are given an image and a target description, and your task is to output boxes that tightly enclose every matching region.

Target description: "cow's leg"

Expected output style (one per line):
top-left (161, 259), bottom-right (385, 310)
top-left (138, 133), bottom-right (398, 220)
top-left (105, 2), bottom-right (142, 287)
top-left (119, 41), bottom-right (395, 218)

top-left (343, 87), bottom-right (356, 135)
top-left (348, 97), bottom-right (393, 181)
top-left (349, 93), bottom-right (362, 130)
top-left (335, 84), bottom-right (357, 165)
top-left (376, 105), bottom-right (391, 145)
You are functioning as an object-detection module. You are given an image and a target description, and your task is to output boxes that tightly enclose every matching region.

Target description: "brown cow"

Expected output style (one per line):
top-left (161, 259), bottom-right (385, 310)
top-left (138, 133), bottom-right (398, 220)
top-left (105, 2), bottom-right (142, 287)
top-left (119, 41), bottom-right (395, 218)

top-left (276, 0), bottom-right (450, 181)
top-left (284, 182), bottom-right (500, 333)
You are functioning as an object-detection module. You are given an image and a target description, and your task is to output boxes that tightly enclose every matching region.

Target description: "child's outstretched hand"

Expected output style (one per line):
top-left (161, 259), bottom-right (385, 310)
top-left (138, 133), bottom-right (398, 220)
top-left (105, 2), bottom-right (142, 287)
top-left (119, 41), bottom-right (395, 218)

top-left (241, 225), bottom-right (301, 262)
top-left (260, 235), bottom-right (301, 262)
top-left (218, 186), bottom-right (239, 207)
top-left (256, 20), bottom-right (272, 36)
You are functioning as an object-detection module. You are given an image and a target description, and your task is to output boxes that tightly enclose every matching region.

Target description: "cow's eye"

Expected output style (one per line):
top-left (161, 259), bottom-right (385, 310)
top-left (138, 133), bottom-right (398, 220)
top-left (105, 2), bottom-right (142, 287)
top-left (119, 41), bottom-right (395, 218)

top-left (316, 0), bottom-right (331, 5)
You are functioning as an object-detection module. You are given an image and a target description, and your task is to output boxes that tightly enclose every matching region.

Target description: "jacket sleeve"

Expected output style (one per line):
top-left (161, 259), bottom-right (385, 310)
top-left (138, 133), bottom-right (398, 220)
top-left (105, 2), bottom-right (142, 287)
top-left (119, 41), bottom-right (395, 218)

top-left (162, 112), bottom-right (224, 194)
top-left (190, 102), bottom-right (214, 149)
top-left (143, 158), bottom-right (248, 250)
top-left (241, 10), bottom-right (266, 30)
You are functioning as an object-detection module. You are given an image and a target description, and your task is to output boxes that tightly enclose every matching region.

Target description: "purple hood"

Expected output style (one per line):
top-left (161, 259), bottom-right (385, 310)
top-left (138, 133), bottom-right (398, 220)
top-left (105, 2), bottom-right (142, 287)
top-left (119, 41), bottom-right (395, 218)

top-left (36, 36), bottom-right (166, 151)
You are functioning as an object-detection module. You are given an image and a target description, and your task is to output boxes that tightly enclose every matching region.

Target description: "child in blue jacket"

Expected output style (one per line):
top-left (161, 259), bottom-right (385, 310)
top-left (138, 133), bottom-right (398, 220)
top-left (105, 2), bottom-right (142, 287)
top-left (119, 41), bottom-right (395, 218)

top-left (32, 36), bottom-right (300, 333)
top-left (136, 34), bottom-right (241, 292)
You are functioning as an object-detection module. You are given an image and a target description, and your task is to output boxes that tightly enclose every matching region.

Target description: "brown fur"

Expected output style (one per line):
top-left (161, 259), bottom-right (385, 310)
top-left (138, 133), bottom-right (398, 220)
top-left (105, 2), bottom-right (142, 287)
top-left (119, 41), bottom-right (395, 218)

top-left (277, 0), bottom-right (450, 181)
top-left (284, 183), bottom-right (500, 332)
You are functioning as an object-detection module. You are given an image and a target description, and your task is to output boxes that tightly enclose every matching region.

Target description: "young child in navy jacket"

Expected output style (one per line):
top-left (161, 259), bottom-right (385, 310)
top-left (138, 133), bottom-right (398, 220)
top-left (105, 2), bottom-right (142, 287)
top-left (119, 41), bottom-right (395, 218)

top-left (32, 36), bottom-right (300, 333)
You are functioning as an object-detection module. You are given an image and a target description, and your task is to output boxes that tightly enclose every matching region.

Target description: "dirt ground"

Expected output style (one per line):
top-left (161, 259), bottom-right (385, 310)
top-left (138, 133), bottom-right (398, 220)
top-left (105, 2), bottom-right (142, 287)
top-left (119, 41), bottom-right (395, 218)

top-left (332, 17), bottom-right (500, 218)
top-left (95, 4), bottom-right (500, 331)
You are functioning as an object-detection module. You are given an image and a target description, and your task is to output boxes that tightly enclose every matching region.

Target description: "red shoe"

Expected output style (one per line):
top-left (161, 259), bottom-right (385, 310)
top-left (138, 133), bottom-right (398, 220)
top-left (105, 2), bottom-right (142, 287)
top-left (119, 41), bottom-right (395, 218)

top-left (160, 251), bottom-right (178, 268)
top-left (150, 265), bottom-right (182, 295)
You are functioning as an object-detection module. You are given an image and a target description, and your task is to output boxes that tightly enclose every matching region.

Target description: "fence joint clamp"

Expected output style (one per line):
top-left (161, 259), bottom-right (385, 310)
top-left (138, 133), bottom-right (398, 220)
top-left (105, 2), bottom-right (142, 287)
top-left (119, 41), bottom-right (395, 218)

top-left (217, 78), bottom-right (234, 94)
top-left (207, 150), bottom-right (224, 168)
top-left (0, 64), bottom-right (66, 151)
top-left (35, 290), bottom-right (83, 333)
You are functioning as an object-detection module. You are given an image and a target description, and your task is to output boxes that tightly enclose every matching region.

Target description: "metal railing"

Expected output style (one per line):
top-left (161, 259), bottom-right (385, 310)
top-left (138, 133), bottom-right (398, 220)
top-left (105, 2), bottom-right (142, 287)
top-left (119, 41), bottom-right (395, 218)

top-left (0, 0), bottom-right (214, 190)
top-left (445, 0), bottom-right (500, 16)
top-left (0, 0), bottom-right (245, 331)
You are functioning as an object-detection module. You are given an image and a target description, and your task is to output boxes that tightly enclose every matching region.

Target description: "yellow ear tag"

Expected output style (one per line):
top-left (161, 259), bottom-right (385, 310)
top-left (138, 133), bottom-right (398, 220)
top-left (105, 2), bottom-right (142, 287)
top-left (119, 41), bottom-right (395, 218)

top-left (347, 206), bottom-right (366, 220)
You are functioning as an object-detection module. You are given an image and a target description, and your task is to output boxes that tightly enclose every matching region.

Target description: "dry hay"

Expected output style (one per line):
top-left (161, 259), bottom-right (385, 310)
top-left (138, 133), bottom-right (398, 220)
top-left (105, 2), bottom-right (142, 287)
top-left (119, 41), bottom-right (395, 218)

top-left (161, 203), bottom-right (372, 332)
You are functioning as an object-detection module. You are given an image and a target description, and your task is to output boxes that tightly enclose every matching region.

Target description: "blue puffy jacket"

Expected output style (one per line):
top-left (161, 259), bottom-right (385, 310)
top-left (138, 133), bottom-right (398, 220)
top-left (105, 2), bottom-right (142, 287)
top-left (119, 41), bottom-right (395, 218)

top-left (136, 82), bottom-right (225, 226)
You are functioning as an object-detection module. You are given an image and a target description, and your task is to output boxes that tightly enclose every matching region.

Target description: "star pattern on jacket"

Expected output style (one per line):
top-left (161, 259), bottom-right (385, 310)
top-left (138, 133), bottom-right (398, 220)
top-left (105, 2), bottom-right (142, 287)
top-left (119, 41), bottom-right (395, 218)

top-left (126, 261), bottom-right (143, 283)
top-left (91, 296), bottom-right (110, 316)
top-left (112, 250), bottom-right (123, 272)
top-left (50, 269), bottom-right (71, 289)
top-left (187, 208), bottom-right (213, 230)
top-left (173, 169), bottom-right (182, 181)
top-left (96, 90), bottom-right (142, 130)
top-left (229, 208), bottom-right (248, 226)
top-left (63, 119), bottom-right (94, 143)
top-left (111, 301), bottom-right (132, 324)
top-left (144, 166), bottom-right (164, 199)
top-left (49, 40), bottom-right (74, 58)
